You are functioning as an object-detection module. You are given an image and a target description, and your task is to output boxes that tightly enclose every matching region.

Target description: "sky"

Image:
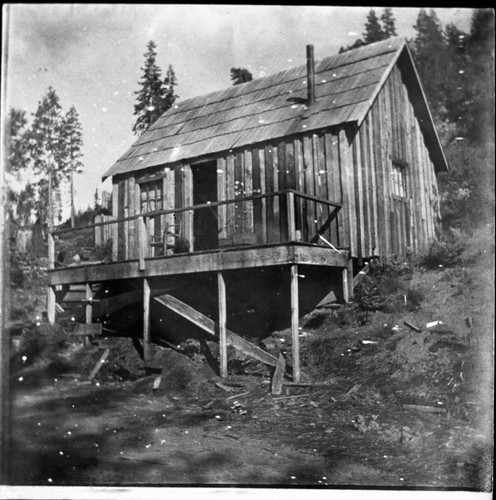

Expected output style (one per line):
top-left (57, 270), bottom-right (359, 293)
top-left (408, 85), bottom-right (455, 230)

top-left (2, 4), bottom-right (474, 218)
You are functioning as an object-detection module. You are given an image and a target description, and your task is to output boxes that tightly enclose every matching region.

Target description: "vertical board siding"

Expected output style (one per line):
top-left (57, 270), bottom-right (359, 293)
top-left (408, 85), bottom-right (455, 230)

top-left (264, 144), bottom-right (275, 242)
top-left (128, 177), bottom-right (136, 259)
top-left (217, 157), bottom-right (227, 238)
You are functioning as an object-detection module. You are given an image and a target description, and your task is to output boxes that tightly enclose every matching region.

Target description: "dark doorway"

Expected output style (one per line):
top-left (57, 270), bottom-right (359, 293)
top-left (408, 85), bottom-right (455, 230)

top-left (192, 161), bottom-right (218, 250)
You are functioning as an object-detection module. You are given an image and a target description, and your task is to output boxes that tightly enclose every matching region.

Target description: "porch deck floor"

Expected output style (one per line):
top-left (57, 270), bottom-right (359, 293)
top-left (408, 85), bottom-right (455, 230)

top-left (49, 242), bottom-right (349, 286)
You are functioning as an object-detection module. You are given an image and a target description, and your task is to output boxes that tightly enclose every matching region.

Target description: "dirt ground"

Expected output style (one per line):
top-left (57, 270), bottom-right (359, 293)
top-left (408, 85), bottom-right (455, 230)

top-left (4, 240), bottom-right (494, 490)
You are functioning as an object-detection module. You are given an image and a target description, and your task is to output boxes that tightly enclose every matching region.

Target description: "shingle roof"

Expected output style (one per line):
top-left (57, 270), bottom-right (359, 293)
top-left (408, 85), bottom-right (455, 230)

top-left (104, 37), bottom-right (443, 179)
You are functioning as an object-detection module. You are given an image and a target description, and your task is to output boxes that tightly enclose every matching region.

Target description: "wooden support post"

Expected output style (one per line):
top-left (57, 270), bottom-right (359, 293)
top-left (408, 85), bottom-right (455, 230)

top-left (218, 272), bottom-right (228, 378)
top-left (47, 286), bottom-right (56, 325)
top-left (290, 264), bottom-right (300, 383)
top-left (347, 256), bottom-right (354, 300)
top-left (287, 191), bottom-right (296, 241)
top-left (48, 233), bottom-right (55, 270)
top-left (342, 268), bottom-right (349, 303)
top-left (85, 283), bottom-right (93, 324)
top-left (143, 278), bottom-right (150, 364)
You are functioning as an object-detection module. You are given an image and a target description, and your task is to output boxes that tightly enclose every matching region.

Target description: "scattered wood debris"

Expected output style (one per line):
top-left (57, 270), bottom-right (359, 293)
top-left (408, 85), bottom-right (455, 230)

top-left (88, 349), bottom-right (110, 381)
top-left (404, 320), bottom-right (421, 332)
top-left (402, 404), bottom-right (447, 414)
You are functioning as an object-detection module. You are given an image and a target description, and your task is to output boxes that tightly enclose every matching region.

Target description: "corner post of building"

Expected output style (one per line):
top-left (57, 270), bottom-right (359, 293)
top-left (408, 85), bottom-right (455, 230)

top-left (143, 278), bottom-right (150, 364)
top-left (217, 272), bottom-right (228, 378)
top-left (290, 264), bottom-right (300, 382)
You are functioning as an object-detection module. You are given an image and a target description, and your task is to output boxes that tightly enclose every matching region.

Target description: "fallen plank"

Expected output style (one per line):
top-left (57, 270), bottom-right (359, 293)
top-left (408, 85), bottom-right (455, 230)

top-left (353, 262), bottom-right (370, 288)
top-left (404, 320), bottom-right (421, 332)
top-left (154, 294), bottom-right (279, 368)
top-left (402, 404), bottom-right (447, 414)
top-left (271, 352), bottom-right (286, 395)
top-left (73, 323), bottom-right (103, 336)
top-left (88, 349), bottom-right (110, 381)
top-left (215, 382), bottom-right (234, 392)
top-left (227, 391), bottom-right (250, 400)
top-left (152, 376), bottom-right (162, 390)
top-left (272, 393), bottom-right (312, 401)
top-left (261, 380), bottom-right (336, 388)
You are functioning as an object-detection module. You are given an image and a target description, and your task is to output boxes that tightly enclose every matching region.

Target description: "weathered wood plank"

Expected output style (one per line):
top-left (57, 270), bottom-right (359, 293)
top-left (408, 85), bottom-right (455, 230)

top-left (252, 148), bottom-right (264, 243)
top-left (278, 141), bottom-right (288, 241)
top-left (128, 176), bottom-right (136, 260)
top-left (226, 153), bottom-right (236, 239)
top-left (294, 137), bottom-right (306, 240)
top-left (73, 323), bottom-right (103, 336)
top-left (353, 128), bottom-right (364, 261)
top-left (154, 293), bottom-right (278, 368)
top-left (112, 181), bottom-right (119, 261)
top-left (271, 352), bottom-right (286, 395)
top-left (182, 165), bottom-right (194, 250)
top-left (244, 149), bottom-right (254, 233)
top-left (264, 145), bottom-right (275, 243)
top-left (218, 272), bottom-right (228, 378)
top-left (88, 349), bottom-right (110, 381)
top-left (290, 264), bottom-right (300, 383)
top-left (303, 135), bottom-right (315, 241)
top-left (143, 278), bottom-right (150, 363)
top-left (47, 286), bottom-right (56, 325)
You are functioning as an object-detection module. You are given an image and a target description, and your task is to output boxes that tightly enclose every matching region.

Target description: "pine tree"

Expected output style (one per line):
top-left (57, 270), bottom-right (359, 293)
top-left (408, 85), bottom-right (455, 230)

top-left (230, 68), bottom-right (253, 85)
top-left (6, 108), bottom-right (35, 225)
top-left (411, 9), bottom-right (448, 122)
top-left (381, 7), bottom-right (397, 37)
top-left (61, 106), bottom-right (84, 227)
top-left (363, 9), bottom-right (387, 44)
top-left (133, 41), bottom-right (178, 136)
top-left (26, 87), bottom-right (65, 227)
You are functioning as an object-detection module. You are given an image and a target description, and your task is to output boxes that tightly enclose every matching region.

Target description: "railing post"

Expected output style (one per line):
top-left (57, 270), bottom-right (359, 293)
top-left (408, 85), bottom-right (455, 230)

top-left (287, 191), bottom-right (296, 242)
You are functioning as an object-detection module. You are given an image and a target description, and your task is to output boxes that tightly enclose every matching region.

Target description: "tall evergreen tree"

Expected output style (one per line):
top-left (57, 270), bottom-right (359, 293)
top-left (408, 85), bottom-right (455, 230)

top-left (26, 87), bottom-right (66, 226)
top-left (133, 41), bottom-right (178, 136)
top-left (61, 106), bottom-right (84, 227)
top-left (230, 67), bottom-right (253, 85)
top-left (381, 7), bottom-right (397, 37)
top-left (411, 9), bottom-right (447, 121)
top-left (6, 108), bottom-right (35, 225)
top-left (363, 9), bottom-right (387, 44)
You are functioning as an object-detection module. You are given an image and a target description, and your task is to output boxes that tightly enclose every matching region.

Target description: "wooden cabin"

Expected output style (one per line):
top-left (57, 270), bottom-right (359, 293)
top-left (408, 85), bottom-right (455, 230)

top-left (48, 37), bottom-right (448, 381)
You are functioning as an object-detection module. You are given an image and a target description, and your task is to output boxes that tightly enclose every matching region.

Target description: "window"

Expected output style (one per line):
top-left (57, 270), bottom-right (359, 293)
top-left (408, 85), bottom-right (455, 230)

top-left (140, 180), bottom-right (163, 213)
top-left (391, 161), bottom-right (407, 198)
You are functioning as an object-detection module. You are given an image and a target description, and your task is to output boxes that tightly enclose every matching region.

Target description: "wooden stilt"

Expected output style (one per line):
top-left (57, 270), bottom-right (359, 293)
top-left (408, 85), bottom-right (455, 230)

top-left (342, 268), bottom-right (349, 303)
top-left (85, 283), bottom-right (93, 324)
top-left (347, 256), bottom-right (354, 300)
top-left (290, 264), bottom-right (300, 383)
top-left (47, 286), bottom-right (56, 325)
top-left (85, 283), bottom-right (92, 346)
top-left (218, 272), bottom-right (228, 378)
top-left (143, 278), bottom-right (150, 363)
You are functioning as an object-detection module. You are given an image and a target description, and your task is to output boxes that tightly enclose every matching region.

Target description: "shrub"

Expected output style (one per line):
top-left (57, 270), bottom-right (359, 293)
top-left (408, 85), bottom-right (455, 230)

top-left (421, 238), bottom-right (466, 269)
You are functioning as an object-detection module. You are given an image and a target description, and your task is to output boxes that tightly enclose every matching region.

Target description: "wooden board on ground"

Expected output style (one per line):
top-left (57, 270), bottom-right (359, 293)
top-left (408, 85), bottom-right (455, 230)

top-left (88, 349), bottom-right (110, 381)
top-left (73, 323), bottom-right (103, 336)
top-left (271, 353), bottom-right (286, 395)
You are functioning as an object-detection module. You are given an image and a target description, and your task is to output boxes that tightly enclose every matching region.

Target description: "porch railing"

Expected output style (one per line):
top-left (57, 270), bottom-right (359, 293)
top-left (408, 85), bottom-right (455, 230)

top-left (49, 190), bottom-right (342, 269)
